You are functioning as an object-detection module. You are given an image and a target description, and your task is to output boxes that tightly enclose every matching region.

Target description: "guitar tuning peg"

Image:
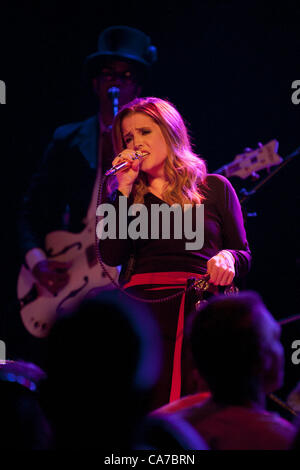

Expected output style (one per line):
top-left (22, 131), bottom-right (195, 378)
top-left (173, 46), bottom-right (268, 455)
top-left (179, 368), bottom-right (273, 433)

top-left (240, 188), bottom-right (248, 196)
top-left (244, 147), bottom-right (253, 153)
top-left (257, 142), bottom-right (263, 148)
top-left (246, 212), bottom-right (258, 218)
top-left (251, 171), bottom-right (260, 181)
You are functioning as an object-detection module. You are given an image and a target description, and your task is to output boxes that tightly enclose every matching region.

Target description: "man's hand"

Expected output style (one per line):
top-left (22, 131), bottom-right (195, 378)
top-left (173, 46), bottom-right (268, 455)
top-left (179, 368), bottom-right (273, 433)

top-left (32, 259), bottom-right (71, 295)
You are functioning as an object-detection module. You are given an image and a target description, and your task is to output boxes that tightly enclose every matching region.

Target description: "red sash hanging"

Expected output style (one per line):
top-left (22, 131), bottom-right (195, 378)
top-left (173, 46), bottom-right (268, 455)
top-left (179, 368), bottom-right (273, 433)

top-left (123, 271), bottom-right (204, 403)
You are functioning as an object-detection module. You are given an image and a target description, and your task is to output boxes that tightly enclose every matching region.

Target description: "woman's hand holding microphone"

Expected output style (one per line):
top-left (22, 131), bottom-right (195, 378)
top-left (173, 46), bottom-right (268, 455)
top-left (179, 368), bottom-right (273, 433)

top-left (112, 150), bottom-right (143, 197)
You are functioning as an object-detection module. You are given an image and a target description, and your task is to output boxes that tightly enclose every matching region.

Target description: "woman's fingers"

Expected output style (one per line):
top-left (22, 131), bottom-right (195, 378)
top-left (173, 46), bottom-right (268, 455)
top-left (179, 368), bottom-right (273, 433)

top-left (207, 254), bottom-right (235, 286)
top-left (112, 150), bottom-right (138, 167)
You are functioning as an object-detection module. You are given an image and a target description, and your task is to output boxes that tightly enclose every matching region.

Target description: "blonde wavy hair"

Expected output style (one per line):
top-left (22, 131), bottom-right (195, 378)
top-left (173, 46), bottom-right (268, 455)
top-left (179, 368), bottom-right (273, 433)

top-left (111, 97), bottom-right (207, 206)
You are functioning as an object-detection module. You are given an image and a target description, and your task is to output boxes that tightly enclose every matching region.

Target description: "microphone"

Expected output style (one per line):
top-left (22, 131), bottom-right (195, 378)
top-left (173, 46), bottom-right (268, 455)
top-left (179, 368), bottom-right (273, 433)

top-left (105, 151), bottom-right (148, 176)
top-left (108, 87), bottom-right (120, 117)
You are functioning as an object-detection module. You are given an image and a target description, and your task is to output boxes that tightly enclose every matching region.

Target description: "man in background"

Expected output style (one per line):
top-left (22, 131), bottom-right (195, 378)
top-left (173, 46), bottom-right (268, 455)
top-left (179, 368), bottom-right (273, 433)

top-left (9, 26), bottom-right (157, 365)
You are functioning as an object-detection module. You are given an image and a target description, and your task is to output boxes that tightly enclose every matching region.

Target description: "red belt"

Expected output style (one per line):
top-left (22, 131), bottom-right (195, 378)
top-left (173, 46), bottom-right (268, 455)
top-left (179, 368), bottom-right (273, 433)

top-left (123, 271), bottom-right (204, 403)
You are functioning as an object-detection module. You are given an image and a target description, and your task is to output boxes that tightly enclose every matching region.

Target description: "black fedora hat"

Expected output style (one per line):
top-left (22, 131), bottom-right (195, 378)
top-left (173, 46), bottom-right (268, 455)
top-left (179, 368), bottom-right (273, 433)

top-left (85, 25), bottom-right (157, 78)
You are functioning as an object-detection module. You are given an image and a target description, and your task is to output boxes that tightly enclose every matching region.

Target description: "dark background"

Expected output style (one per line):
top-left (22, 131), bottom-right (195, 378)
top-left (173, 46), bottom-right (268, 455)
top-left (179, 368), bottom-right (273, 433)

top-left (0, 0), bottom-right (299, 399)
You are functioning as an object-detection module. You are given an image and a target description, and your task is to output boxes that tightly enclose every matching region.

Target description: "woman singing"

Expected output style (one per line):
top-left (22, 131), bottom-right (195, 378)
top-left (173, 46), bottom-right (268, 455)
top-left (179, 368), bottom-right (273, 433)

top-left (99, 97), bottom-right (251, 410)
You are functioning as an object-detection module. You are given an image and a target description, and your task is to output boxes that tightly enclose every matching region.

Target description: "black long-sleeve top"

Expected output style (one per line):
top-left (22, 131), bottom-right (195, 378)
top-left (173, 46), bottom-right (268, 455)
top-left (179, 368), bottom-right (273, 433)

top-left (99, 174), bottom-right (251, 279)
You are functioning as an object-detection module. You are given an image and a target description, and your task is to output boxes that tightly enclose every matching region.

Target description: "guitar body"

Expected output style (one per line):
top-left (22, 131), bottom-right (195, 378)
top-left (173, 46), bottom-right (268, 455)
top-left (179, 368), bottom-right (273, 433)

top-left (17, 226), bottom-right (119, 338)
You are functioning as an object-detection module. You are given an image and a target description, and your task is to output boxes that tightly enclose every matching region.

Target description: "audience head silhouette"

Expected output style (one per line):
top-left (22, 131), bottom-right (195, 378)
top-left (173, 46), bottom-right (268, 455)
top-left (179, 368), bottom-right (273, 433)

top-left (190, 291), bottom-right (284, 407)
top-left (41, 291), bottom-right (162, 449)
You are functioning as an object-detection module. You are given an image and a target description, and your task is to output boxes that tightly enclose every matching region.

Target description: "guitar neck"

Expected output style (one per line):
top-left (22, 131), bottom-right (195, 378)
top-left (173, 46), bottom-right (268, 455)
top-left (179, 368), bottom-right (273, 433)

top-left (214, 166), bottom-right (225, 176)
top-left (214, 140), bottom-right (282, 180)
top-left (214, 163), bottom-right (236, 178)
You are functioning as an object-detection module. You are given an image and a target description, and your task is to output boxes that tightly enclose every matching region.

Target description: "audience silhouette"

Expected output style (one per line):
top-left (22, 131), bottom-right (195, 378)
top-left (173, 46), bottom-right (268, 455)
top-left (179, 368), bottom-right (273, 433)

top-left (154, 291), bottom-right (297, 450)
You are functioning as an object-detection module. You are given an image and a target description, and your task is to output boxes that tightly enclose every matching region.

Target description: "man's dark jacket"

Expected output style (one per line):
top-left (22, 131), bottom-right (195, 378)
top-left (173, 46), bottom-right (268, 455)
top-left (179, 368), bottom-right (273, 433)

top-left (19, 116), bottom-right (101, 261)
